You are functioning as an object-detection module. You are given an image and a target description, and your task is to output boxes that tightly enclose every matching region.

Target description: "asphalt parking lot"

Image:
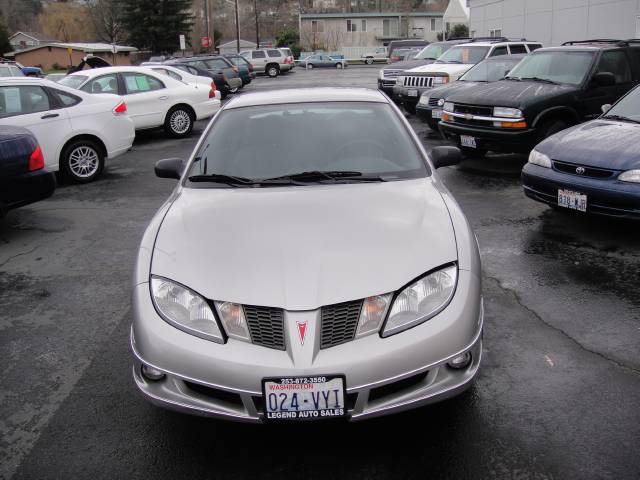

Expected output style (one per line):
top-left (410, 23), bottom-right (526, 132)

top-left (1, 65), bottom-right (639, 480)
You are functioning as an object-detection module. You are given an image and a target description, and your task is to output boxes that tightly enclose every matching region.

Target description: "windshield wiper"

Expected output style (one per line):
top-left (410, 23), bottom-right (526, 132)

top-left (503, 76), bottom-right (521, 81)
top-left (263, 170), bottom-right (386, 183)
top-left (188, 174), bottom-right (262, 187)
top-left (602, 114), bottom-right (640, 124)
top-left (521, 77), bottom-right (558, 85)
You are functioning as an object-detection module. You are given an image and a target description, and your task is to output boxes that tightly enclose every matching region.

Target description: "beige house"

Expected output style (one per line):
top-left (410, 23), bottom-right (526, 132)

top-left (8, 32), bottom-right (59, 51)
top-left (299, 11), bottom-right (447, 52)
top-left (5, 43), bottom-right (138, 71)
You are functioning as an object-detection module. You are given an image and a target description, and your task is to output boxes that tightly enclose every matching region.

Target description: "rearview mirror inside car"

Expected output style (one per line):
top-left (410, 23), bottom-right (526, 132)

top-left (601, 103), bottom-right (612, 114)
top-left (155, 158), bottom-right (185, 180)
top-left (431, 146), bottom-right (462, 169)
top-left (592, 72), bottom-right (616, 87)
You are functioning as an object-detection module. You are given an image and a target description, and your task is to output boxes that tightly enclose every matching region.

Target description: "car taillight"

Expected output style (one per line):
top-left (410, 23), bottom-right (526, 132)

top-left (28, 145), bottom-right (44, 171)
top-left (209, 81), bottom-right (217, 98)
top-left (113, 100), bottom-right (127, 114)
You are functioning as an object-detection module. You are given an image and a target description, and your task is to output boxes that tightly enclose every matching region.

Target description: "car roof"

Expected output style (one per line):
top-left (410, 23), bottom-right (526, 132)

top-left (533, 45), bottom-right (613, 53)
top-left (225, 88), bottom-right (388, 109)
top-left (456, 40), bottom-right (539, 48)
top-left (67, 66), bottom-right (161, 77)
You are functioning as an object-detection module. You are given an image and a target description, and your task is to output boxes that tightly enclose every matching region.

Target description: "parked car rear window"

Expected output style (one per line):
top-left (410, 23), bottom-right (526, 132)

top-left (509, 44), bottom-right (527, 54)
top-left (489, 46), bottom-right (508, 57)
top-left (59, 75), bottom-right (88, 89)
top-left (415, 43), bottom-right (448, 60)
top-left (596, 50), bottom-right (632, 84)
top-left (507, 50), bottom-right (596, 85)
top-left (437, 46), bottom-right (490, 64)
top-left (205, 58), bottom-right (230, 69)
top-left (187, 102), bottom-right (428, 184)
top-left (122, 73), bottom-right (164, 93)
top-left (50, 88), bottom-right (82, 107)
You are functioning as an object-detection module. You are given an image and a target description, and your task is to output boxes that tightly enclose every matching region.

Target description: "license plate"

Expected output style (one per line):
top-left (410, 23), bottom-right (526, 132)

top-left (431, 109), bottom-right (442, 119)
top-left (558, 189), bottom-right (587, 212)
top-left (460, 135), bottom-right (476, 148)
top-left (263, 375), bottom-right (346, 421)
top-left (408, 89), bottom-right (418, 97)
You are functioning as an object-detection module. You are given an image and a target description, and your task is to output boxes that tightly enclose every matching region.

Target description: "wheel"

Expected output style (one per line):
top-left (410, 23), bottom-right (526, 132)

top-left (538, 119), bottom-right (568, 142)
top-left (335, 63), bottom-right (343, 69)
top-left (266, 64), bottom-right (279, 77)
top-left (229, 85), bottom-right (239, 94)
top-left (404, 103), bottom-right (417, 115)
top-left (61, 139), bottom-right (104, 183)
top-left (164, 106), bottom-right (194, 138)
top-left (365, 57), bottom-right (374, 65)
top-left (307, 63), bottom-right (314, 69)
top-left (460, 147), bottom-right (488, 159)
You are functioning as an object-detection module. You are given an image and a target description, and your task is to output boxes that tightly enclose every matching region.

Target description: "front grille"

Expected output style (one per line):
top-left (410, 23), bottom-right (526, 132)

top-left (553, 160), bottom-right (616, 179)
top-left (428, 97), bottom-right (440, 107)
top-left (453, 103), bottom-right (493, 117)
top-left (403, 75), bottom-right (433, 88)
top-left (320, 300), bottom-right (363, 349)
top-left (243, 305), bottom-right (285, 350)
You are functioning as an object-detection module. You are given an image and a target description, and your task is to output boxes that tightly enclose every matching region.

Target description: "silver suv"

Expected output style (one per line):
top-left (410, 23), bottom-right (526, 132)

top-left (241, 49), bottom-right (293, 77)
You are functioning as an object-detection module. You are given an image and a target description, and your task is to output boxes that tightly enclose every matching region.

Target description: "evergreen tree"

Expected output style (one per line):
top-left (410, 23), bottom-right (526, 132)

top-left (121, 0), bottom-right (194, 54)
top-left (0, 15), bottom-right (12, 56)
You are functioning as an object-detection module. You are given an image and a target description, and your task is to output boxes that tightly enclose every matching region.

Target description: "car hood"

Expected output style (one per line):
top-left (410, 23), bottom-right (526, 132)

top-left (406, 63), bottom-right (472, 76)
top-left (428, 81), bottom-right (487, 100)
top-left (151, 179), bottom-right (457, 310)
top-left (384, 59), bottom-right (436, 71)
top-left (445, 80), bottom-right (578, 109)
top-left (537, 119), bottom-right (640, 170)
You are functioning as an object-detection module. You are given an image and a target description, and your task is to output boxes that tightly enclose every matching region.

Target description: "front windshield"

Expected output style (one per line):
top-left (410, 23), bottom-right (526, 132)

top-left (58, 75), bottom-right (88, 89)
top-left (187, 102), bottom-right (428, 185)
top-left (460, 57), bottom-right (522, 82)
top-left (507, 51), bottom-right (595, 85)
top-left (436, 46), bottom-right (489, 64)
top-left (416, 43), bottom-right (447, 60)
top-left (606, 86), bottom-right (640, 121)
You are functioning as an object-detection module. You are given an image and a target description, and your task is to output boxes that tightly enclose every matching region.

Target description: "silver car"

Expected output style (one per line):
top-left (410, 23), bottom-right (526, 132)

top-left (132, 88), bottom-right (483, 422)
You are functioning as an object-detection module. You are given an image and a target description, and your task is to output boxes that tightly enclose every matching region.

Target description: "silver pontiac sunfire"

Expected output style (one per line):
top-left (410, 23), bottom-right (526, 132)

top-left (131, 88), bottom-right (483, 422)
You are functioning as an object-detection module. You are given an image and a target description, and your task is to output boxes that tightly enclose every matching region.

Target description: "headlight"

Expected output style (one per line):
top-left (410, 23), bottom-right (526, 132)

top-left (214, 301), bottom-right (251, 341)
top-left (418, 94), bottom-right (429, 105)
top-left (443, 101), bottom-right (454, 112)
top-left (151, 276), bottom-right (224, 343)
top-left (618, 169), bottom-right (640, 183)
top-left (528, 149), bottom-right (552, 168)
top-left (432, 76), bottom-right (449, 84)
top-left (382, 265), bottom-right (457, 337)
top-left (356, 294), bottom-right (392, 337)
top-left (493, 107), bottom-right (523, 118)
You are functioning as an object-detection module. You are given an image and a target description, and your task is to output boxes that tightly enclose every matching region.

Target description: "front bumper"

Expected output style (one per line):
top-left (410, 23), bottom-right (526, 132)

top-left (377, 79), bottom-right (396, 96)
top-left (522, 163), bottom-right (640, 219)
top-left (131, 269), bottom-right (482, 422)
top-left (439, 120), bottom-right (538, 153)
top-left (416, 104), bottom-right (442, 125)
top-left (393, 85), bottom-right (432, 105)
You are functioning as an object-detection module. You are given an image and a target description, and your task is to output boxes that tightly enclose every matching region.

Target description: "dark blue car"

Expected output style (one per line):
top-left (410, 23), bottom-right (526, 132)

top-left (522, 85), bottom-right (640, 219)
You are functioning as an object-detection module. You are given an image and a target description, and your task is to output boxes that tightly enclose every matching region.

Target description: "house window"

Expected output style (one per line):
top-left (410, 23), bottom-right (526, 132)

top-left (347, 19), bottom-right (357, 32)
top-left (383, 18), bottom-right (399, 36)
top-left (489, 29), bottom-right (502, 38)
top-left (471, 30), bottom-right (476, 38)
top-left (431, 18), bottom-right (437, 31)
top-left (311, 20), bottom-right (324, 33)
top-left (361, 20), bottom-right (367, 32)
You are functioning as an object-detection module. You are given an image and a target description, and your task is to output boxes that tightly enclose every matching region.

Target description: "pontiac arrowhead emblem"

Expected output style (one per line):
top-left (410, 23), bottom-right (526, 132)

top-left (296, 321), bottom-right (308, 345)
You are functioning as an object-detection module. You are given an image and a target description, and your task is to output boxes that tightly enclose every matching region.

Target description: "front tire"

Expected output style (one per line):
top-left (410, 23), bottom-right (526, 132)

top-left (307, 63), bottom-right (314, 69)
top-left (336, 63), bottom-right (343, 69)
top-left (164, 106), bottom-right (194, 138)
top-left (365, 57), bottom-right (374, 65)
top-left (266, 64), bottom-right (279, 77)
top-left (61, 139), bottom-right (104, 183)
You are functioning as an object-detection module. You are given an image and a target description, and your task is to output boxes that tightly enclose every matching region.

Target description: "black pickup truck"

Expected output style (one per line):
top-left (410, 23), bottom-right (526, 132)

top-left (438, 39), bottom-right (640, 157)
top-left (0, 126), bottom-right (55, 216)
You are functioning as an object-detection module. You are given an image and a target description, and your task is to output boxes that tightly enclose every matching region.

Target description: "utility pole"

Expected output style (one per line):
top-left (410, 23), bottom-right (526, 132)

top-left (235, 0), bottom-right (240, 53)
top-left (204, 0), bottom-right (211, 52)
top-left (253, 0), bottom-right (260, 49)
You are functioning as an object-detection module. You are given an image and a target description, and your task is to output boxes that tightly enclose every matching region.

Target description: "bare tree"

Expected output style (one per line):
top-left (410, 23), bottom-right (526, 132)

top-left (85, 0), bottom-right (124, 44)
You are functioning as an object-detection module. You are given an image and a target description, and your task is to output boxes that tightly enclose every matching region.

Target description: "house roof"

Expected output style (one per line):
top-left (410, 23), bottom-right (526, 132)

top-left (5, 42), bottom-right (138, 56)
top-left (218, 39), bottom-right (257, 48)
top-left (300, 11), bottom-right (444, 19)
top-left (9, 31), bottom-right (59, 42)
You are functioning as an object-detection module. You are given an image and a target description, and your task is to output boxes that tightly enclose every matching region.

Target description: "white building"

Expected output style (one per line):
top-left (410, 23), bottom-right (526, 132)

top-left (468, 0), bottom-right (640, 46)
top-left (218, 39), bottom-right (257, 54)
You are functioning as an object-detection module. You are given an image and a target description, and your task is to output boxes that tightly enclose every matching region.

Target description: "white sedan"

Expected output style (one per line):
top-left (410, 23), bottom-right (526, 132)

top-left (0, 78), bottom-right (134, 183)
top-left (144, 65), bottom-right (222, 100)
top-left (59, 66), bottom-right (220, 138)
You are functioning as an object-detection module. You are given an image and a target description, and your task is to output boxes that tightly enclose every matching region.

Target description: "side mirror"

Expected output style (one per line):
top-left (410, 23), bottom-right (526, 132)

top-left (593, 72), bottom-right (616, 87)
top-left (601, 103), bottom-right (612, 114)
top-left (431, 146), bottom-right (462, 169)
top-left (155, 158), bottom-right (185, 179)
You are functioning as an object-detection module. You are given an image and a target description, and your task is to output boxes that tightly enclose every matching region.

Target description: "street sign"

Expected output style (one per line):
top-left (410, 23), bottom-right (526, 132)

top-left (179, 34), bottom-right (186, 51)
top-left (201, 36), bottom-right (212, 48)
